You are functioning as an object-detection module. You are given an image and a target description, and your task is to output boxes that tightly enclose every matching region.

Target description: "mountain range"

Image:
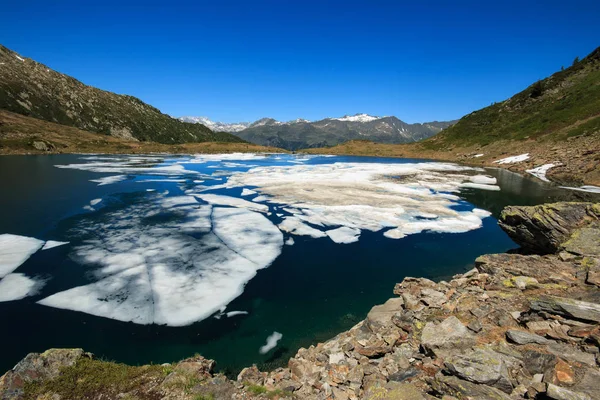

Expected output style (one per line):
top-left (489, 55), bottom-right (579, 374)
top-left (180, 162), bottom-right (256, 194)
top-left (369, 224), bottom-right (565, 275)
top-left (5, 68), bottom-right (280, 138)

top-left (180, 114), bottom-right (457, 150)
top-left (0, 45), bottom-right (243, 144)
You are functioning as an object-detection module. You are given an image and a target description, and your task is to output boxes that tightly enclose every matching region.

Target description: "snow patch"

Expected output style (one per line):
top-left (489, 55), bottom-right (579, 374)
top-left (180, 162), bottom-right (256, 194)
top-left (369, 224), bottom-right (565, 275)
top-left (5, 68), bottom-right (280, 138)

top-left (325, 227), bottom-right (361, 244)
top-left (494, 154), bottom-right (530, 164)
top-left (241, 188), bottom-right (257, 196)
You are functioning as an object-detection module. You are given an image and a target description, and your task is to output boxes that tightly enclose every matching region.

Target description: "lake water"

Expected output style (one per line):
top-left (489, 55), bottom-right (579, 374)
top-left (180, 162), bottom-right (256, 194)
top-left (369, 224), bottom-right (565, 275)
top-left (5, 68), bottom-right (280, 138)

top-left (0, 153), bottom-right (597, 375)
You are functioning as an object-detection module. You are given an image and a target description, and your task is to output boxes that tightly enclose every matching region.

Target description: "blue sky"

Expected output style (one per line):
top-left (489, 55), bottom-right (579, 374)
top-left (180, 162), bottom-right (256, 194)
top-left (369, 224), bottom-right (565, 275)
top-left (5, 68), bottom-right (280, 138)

top-left (2, 0), bottom-right (599, 123)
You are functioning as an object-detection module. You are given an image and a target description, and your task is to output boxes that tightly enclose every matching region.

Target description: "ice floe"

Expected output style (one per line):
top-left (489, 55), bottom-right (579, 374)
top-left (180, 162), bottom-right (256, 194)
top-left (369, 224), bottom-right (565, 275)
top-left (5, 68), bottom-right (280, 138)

top-left (241, 188), bottom-right (257, 196)
top-left (526, 164), bottom-right (556, 182)
top-left (90, 198), bottom-right (102, 206)
top-left (494, 153), bottom-right (530, 164)
top-left (226, 311), bottom-right (249, 318)
top-left (224, 162), bottom-right (494, 241)
top-left (325, 227), bottom-right (361, 244)
top-left (42, 241), bottom-right (70, 251)
top-left (285, 237), bottom-right (295, 246)
top-left (37, 195), bottom-right (283, 326)
top-left (560, 185), bottom-right (600, 194)
top-left (0, 234), bottom-right (45, 278)
top-left (90, 175), bottom-right (127, 186)
top-left (0, 273), bottom-right (44, 302)
top-left (259, 331), bottom-right (283, 354)
top-left (194, 194), bottom-right (269, 213)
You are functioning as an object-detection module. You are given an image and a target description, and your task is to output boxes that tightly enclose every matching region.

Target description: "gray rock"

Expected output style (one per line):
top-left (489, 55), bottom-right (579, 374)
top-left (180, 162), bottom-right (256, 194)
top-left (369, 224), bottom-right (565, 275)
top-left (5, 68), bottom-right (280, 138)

top-left (530, 296), bottom-right (600, 323)
top-left (444, 348), bottom-right (514, 393)
top-left (498, 203), bottom-right (600, 254)
top-left (546, 384), bottom-right (592, 400)
top-left (366, 297), bottom-right (404, 332)
top-left (429, 374), bottom-right (512, 400)
top-left (522, 350), bottom-right (557, 375)
top-left (506, 329), bottom-right (550, 345)
top-left (421, 316), bottom-right (476, 356)
top-left (562, 227), bottom-right (600, 256)
top-left (32, 140), bottom-right (49, 151)
top-left (467, 320), bottom-right (483, 333)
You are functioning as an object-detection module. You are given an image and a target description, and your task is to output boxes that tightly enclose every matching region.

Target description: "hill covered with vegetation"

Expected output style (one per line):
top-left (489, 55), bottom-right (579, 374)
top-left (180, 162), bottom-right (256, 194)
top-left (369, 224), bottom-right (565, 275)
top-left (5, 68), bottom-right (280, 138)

top-left (0, 44), bottom-right (244, 145)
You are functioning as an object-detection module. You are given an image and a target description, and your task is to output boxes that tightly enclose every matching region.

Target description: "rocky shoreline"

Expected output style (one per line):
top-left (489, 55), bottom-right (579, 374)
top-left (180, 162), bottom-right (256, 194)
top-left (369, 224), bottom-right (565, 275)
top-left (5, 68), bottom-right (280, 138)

top-left (2, 202), bottom-right (600, 400)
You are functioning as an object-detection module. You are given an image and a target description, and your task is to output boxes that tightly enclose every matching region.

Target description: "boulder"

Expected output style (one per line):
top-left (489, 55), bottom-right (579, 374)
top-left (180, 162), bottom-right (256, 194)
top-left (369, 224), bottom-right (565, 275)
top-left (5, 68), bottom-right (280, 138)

top-left (366, 297), bottom-right (404, 332)
top-left (498, 202), bottom-right (600, 254)
top-left (237, 364), bottom-right (266, 385)
top-left (421, 316), bottom-right (475, 356)
top-left (506, 329), bottom-right (550, 345)
top-left (530, 296), bottom-right (600, 323)
top-left (429, 374), bottom-right (512, 400)
top-left (443, 348), bottom-right (514, 393)
top-left (546, 383), bottom-right (592, 400)
top-left (0, 349), bottom-right (89, 399)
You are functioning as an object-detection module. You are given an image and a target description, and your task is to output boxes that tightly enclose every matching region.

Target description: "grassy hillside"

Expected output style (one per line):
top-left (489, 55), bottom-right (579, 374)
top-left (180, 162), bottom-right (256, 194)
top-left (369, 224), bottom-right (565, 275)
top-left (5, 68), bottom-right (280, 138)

top-left (0, 44), bottom-right (244, 145)
top-left (424, 46), bottom-right (600, 149)
top-left (0, 110), bottom-right (282, 155)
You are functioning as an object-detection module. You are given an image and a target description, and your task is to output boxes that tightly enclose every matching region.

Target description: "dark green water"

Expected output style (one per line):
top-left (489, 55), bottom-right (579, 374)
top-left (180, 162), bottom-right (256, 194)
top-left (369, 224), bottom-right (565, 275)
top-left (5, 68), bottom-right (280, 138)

top-left (0, 154), bottom-right (596, 375)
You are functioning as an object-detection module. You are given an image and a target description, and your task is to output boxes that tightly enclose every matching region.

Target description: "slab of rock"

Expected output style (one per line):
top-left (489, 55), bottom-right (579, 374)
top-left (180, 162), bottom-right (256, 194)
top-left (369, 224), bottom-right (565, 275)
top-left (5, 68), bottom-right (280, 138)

top-left (364, 381), bottom-right (428, 400)
top-left (522, 350), bottom-right (557, 375)
top-left (547, 383), bottom-right (592, 400)
top-left (506, 329), bottom-right (550, 345)
top-left (562, 226), bottom-right (600, 256)
top-left (0, 349), bottom-right (88, 399)
top-left (421, 316), bottom-right (475, 356)
top-left (366, 297), bottom-right (404, 332)
top-left (429, 374), bottom-right (512, 400)
top-left (444, 348), bottom-right (514, 393)
top-left (530, 296), bottom-right (600, 323)
top-left (499, 202), bottom-right (600, 254)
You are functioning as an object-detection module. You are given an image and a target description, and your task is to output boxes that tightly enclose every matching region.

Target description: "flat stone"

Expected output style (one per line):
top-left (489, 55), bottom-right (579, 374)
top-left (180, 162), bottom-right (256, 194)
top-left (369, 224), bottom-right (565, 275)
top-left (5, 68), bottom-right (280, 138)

top-left (530, 296), bottom-right (600, 323)
top-left (547, 383), bottom-right (592, 400)
top-left (467, 320), bottom-right (483, 333)
top-left (513, 276), bottom-right (539, 289)
top-left (547, 343), bottom-right (597, 366)
top-left (522, 350), bottom-right (557, 375)
top-left (429, 374), bottom-right (512, 400)
top-left (562, 227), bottom-right (600, 256)
top-left (421, 316), bottom-right (476, 356)
top-left (506, 329), bottom-right (550, 345)
top-left (366, 297), bottom-right (405, 332)
top-left (444, 347), bottom-right (514, 393)
top-left (329, 352), bottom-right (345, 365)
top-left (587, 270), bottom-right (600, 286)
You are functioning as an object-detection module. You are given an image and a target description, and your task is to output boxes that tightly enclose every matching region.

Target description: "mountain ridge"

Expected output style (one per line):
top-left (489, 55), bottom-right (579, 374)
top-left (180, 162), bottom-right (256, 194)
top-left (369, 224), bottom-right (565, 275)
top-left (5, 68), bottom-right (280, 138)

top-left (181, 113), bottom-right (457, 150)
top-left (0, 44), bottom-right (245, 144)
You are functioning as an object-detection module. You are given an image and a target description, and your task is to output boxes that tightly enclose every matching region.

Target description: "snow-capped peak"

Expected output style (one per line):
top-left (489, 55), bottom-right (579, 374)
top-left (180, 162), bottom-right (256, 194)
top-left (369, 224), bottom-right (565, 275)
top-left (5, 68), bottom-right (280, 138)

top-left (179, 116), bottom-right (251, 132)
top-left (332, 113), bottom-right (381, 122)
top-left (288, 118), bottom-right (310, 124)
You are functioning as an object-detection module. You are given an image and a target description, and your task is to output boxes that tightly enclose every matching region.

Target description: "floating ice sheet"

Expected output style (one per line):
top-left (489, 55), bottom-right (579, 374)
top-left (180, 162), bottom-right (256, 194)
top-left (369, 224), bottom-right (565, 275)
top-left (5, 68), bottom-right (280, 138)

top-left (259, 331), bottom-right (283, 354)
top-left (325, 227), bottom-right (361, 244)
top-left (42, 241), bottom-right (70, 251)
top-left (0, 234), bottom-right (44, 278)
top-left (194, 194), bottom-right (269, 213)
top-left (0, 273), bottom-right (44, 302)
top-left (90, 175), bottom-right (127, 186)
top-left (38, 195), bottom-right (283, 326)
top-left (225, 162), bottom-right (495, 241)
top-left (241, 188), bottom-right (257, 196)
top-left (526, 164), bottom-right (556, 182)
top-left (560, 185), bottom-right (600, 194)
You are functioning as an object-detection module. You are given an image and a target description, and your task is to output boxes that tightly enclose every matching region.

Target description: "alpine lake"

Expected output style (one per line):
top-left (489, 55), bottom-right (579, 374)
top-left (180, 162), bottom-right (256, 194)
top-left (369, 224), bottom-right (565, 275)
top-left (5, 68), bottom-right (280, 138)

top-left (1, 153), bottom-right (597, 376)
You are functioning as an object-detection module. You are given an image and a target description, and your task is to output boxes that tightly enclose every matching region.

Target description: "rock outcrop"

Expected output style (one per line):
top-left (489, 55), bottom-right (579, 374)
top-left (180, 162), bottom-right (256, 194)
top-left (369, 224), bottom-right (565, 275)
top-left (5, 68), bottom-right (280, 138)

top-left (2, 202), bottom-right (600, 399)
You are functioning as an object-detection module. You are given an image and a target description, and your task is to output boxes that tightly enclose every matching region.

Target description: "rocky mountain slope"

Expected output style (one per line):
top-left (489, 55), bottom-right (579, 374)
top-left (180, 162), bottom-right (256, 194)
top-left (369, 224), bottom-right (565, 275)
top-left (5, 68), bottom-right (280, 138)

top-left (0, 109), bottom-right (280, 155)
top-left (182, 114), bottom-right (456, 150)
top-left (3, 201), bottom-right (599, 399)
top-left (307, 46), bottom-right (600, 187)
top-left (0, 44), bottom-right (244, 144)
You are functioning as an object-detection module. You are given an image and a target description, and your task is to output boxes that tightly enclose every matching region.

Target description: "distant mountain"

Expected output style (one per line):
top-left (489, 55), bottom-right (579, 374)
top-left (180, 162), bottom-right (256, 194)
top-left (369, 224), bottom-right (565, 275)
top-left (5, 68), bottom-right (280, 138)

top-left (179, 116), bottom-right (251, 132)
top-left (0, 44), bottom-right (244, 144)
top-left (228, 114), bottom-right (457, 150)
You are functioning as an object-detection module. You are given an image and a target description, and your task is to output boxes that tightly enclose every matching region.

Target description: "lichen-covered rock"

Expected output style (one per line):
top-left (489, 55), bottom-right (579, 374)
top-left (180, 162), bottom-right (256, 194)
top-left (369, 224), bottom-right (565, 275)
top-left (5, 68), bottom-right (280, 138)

top-left (0, 349), bottom-right (89, 399)
top-left (443, 347), bottom-right (515, 393)
top-left (421, 316), bottom-right (475, 356)
top-left (499, 202), bottom-right (600, 254)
